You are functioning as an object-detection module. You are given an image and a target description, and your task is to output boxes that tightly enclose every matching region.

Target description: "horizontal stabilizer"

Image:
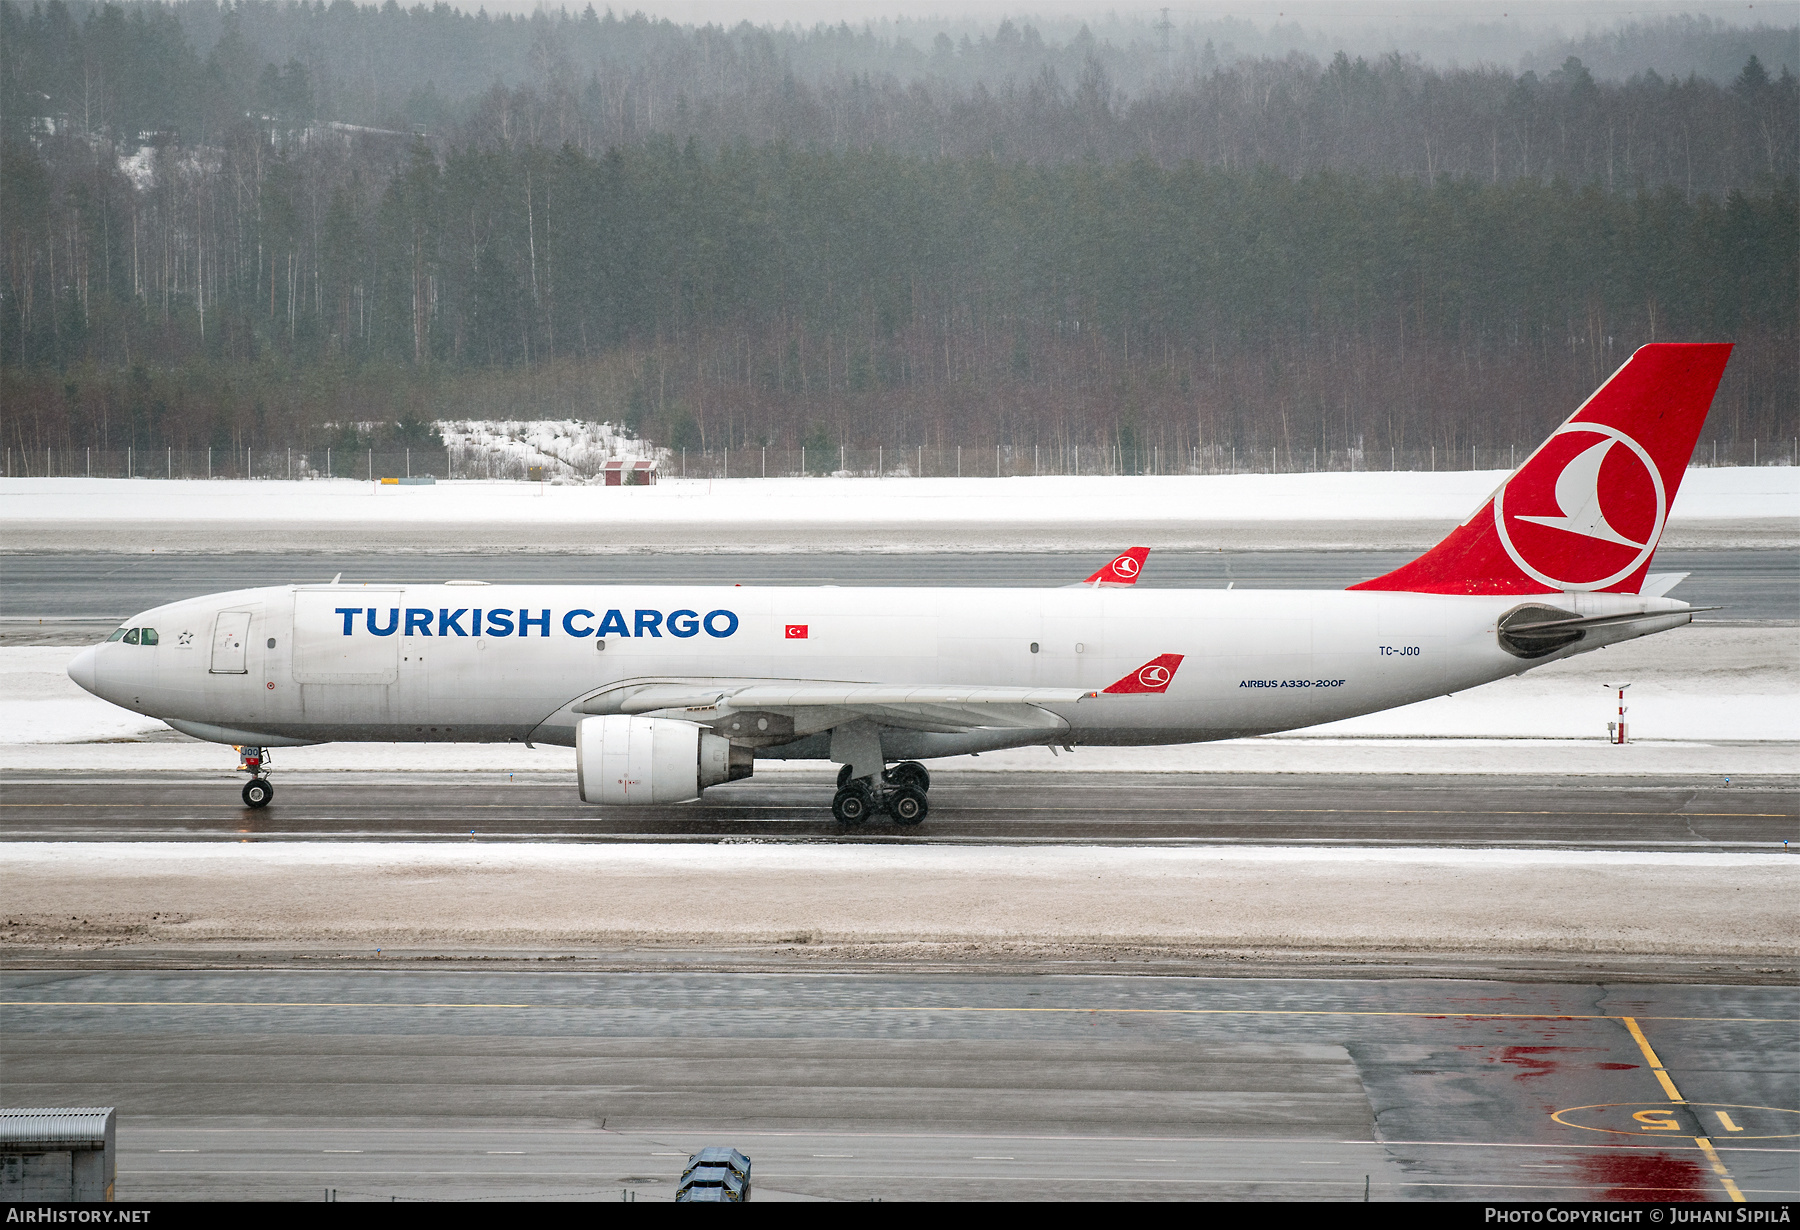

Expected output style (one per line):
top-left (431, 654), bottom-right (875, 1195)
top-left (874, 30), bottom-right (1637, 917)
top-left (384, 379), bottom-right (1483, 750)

top-left (1496, 604), bottom-right (1713, 658)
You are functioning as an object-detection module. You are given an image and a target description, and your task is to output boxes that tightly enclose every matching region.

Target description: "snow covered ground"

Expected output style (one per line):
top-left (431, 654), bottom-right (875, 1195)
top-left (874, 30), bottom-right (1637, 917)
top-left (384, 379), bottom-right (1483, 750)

top-left (5, 622), bottom-right (1791, 775)
top-left (3, 466), bottom-right (1792, 531)
top-left (7, 840), bottom-right (1792, 958)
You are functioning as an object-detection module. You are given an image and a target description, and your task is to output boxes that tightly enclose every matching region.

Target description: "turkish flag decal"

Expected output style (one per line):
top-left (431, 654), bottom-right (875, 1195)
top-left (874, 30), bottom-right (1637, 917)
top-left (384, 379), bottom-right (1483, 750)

top-left (785, 624), bottom-right (809, 639)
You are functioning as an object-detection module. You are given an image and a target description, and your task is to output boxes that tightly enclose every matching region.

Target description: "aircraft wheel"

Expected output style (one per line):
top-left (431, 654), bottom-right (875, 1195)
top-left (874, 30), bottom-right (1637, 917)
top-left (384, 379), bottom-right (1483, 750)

top-left (242, 778), bottom-right (274, 809)
top-left (832, 784), bottom-right (872, 825)
top-left (883, 761), bottom-right (930, 793)
top-left (887, 786), bottom-right (928, 826)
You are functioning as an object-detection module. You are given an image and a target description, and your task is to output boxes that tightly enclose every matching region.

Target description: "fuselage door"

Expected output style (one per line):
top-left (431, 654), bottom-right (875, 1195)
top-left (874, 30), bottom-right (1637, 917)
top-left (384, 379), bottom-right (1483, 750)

top-left (210, 610), bottom-right (252, 674)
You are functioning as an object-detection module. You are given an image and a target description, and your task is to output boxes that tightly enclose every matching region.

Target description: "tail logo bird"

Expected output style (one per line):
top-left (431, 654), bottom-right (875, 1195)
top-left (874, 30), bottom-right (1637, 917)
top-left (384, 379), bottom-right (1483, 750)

top-left (1136, 663), bottom-right (1171, 688)
top-left (1495, 424), bottom-right (1666, 592)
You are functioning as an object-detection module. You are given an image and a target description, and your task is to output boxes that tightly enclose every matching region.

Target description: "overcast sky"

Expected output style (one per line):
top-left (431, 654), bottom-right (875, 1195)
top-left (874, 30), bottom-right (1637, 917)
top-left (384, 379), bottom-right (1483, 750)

top-left (485, 1), bottom-right (1787, 29)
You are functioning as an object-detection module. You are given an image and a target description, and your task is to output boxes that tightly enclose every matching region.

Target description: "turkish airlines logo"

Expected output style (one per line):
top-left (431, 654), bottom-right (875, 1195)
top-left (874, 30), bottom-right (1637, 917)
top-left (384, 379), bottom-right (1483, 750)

top-left (1136, 663), bottom-right (1171, 688)
top-left (1494, 424), bottom-right (1665, 591)
top-left (1109, 555), bottom-right (1141, 579)
top-left (785, 624), bottom-right (809, 639)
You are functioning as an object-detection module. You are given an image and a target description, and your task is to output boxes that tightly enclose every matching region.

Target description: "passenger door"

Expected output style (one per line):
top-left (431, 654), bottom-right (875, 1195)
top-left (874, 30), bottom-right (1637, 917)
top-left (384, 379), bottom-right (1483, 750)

top-left (210, 611), bottom-right (252, 674)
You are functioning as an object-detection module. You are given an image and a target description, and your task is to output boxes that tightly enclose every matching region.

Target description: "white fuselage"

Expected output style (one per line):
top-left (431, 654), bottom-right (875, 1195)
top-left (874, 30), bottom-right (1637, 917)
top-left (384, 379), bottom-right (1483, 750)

top-left (70, 582), bottom-right (1693, 759)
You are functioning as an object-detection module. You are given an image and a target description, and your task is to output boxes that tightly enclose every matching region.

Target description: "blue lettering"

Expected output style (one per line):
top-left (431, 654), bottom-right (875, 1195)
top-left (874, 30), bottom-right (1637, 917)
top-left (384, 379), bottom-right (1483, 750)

top-left (519, 609), bottom-right (550, 637)
top-left (486, 609), bottom-right (514, 637)
top-left (563, 609), bottom-right (596, 637)
top-left (472, 609), bottom-right (482, 636)
top-left (439, 608), bottom-right (468, 636)
top-left (405, 609), bottom-right (434, 636)
top-left (367, 608), bottom-right (399, 636)
top-left (635, 609), bottom-right (664, 638)
top-left (335, 607), bottom-right (363, 636)
top-left (597, 609), bottom-right (630, 638)
top-left (668, 609), bottom-right (700, 638)
top-left (703, 609), bottom-right (739, 638)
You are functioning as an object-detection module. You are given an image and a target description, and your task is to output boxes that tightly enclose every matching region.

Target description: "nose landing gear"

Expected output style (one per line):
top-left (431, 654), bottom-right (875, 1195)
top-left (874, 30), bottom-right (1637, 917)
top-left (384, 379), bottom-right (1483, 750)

top-left (237, 746), bottom-right (274, 809)
top-left (832, 760), bottom-right (930, 826)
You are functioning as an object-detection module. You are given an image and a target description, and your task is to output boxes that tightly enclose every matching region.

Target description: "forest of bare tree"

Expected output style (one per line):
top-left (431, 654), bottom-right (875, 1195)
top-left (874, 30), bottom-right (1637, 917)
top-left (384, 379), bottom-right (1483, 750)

top-left (2, 2), bottom-right (1795, 469)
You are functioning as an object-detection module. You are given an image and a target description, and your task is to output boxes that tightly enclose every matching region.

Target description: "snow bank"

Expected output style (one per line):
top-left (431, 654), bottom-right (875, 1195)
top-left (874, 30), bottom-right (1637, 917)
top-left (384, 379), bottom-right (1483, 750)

top-left (7, 840), bottom-right (1792, 957)
top-left (3, 466), bottom-right (1791, 528)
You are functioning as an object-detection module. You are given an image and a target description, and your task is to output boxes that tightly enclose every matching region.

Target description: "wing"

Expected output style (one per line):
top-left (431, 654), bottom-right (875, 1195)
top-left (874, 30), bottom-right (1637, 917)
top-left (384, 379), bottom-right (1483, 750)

top-left (567, 656), bottom-right (1184, 744)
top-left (575, 678), bottom-right (1092, 740)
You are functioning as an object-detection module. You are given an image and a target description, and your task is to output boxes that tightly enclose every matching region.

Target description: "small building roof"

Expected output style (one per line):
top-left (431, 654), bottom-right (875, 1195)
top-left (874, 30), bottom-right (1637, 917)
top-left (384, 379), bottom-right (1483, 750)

top-left (0, 1107), bottom-right (115, 1149)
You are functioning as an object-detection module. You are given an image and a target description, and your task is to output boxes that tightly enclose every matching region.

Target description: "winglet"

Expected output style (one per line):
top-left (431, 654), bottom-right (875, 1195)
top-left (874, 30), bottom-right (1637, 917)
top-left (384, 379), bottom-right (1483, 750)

top-left (1082, 547), bottom-right (1150, 587)
top-left (1102, 653), bottom-right (1184, 694)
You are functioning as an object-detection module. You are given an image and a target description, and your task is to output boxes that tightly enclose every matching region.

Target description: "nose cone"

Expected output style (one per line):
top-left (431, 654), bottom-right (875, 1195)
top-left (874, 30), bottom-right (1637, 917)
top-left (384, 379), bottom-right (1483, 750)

top-left (67, 645), bottom-right (99, 696)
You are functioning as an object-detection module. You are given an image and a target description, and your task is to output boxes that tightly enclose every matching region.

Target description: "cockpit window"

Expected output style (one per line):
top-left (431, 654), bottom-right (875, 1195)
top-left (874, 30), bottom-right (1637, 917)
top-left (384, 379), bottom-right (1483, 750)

top-left (107, 628), bottom-right (128, 642)
top-left (123, 628), bottom-right (140, 645)
top-left (139, 628), bottom-right (159, 646)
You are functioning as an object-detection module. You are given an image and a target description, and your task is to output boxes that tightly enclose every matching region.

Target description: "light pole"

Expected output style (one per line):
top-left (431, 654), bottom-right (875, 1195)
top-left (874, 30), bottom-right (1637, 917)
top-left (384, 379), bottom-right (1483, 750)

top-left (1604, 683), bottom-right (1631, 744)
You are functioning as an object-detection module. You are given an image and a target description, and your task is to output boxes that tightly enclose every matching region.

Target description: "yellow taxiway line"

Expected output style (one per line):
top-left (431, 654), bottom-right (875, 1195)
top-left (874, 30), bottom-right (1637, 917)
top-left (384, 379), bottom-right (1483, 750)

top-left (1622, 1015), bottom-right (1746, 1203)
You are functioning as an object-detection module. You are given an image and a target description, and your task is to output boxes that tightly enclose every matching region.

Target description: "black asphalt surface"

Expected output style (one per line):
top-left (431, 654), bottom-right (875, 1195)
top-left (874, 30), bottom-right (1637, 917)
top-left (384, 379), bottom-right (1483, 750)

top-left (4, 548), bottom-right (1794, 620)
top-left (2, 969), bottom-right (1793, 1201)
top-left (2, 771), bottom-right (1792, 850)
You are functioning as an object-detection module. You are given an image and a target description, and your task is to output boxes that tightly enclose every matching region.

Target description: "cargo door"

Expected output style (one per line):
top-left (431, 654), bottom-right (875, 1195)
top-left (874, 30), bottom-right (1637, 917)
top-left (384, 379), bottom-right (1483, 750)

top-left (210, 610), bottom-right (251, 674)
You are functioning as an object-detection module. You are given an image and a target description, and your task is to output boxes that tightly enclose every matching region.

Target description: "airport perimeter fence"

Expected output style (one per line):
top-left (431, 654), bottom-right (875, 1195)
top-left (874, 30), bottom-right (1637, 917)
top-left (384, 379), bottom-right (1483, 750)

top-left (5, 438), bottom-right (1794, 481)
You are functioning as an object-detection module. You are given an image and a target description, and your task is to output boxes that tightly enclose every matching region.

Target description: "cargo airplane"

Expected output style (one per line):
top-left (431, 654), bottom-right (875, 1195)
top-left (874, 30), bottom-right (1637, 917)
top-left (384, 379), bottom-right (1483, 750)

top-left (67, 343), bottom-right (1731, 825)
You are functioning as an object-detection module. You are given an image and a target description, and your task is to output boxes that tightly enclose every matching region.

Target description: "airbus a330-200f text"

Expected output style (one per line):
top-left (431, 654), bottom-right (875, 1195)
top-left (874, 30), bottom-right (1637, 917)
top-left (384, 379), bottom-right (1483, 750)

top-left (67, 343), bottom-right (1733, 825)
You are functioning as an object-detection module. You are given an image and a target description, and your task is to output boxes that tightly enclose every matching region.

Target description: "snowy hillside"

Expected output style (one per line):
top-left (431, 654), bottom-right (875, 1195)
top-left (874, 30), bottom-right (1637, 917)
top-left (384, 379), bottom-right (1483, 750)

top-left (438, 420), bottom-right (665, 482)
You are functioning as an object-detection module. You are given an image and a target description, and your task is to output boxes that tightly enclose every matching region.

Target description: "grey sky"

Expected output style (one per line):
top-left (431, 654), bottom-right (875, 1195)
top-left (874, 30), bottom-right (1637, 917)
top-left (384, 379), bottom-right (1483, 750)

top-left (492, 1), bottom-right (1787, 29)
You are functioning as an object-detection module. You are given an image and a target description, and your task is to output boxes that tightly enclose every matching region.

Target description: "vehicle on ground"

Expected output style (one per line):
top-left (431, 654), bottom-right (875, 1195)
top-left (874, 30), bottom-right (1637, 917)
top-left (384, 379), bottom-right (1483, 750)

top-left (675, 1148), bottom-right (751, 1202)
top-left (66, 344), bottom-right (1732, 823)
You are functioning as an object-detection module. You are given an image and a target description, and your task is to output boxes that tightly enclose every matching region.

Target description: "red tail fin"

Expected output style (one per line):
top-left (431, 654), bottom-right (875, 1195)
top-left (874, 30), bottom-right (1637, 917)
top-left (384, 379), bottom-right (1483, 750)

top-left (1350, 343), bottom-right (1731, 595)
top-left (1085, 547), bottom-right (1150, 586)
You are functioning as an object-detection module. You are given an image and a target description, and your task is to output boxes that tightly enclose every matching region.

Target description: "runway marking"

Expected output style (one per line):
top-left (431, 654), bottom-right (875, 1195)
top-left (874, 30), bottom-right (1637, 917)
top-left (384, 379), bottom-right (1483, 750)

top-left (1552, 1104), bottom-right (1798, 1141)
top-left (1620, 1016), bottom-right (1748, 1203)
top-left (7, 1001), bottom-right (1794, 1024)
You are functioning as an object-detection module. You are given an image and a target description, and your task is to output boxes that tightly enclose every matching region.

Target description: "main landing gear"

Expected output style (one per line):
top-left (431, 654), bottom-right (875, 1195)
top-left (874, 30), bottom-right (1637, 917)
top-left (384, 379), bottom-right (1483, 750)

top-left (833, 761), bottom-right (931, 827)
top-left (237, 746), bottom-right (274, 809)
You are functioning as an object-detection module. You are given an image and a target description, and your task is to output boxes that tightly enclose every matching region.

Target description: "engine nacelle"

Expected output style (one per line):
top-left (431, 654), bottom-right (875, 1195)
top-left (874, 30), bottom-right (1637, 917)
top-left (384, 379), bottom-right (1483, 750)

top-left (576, 715), bottom-right (738, 805)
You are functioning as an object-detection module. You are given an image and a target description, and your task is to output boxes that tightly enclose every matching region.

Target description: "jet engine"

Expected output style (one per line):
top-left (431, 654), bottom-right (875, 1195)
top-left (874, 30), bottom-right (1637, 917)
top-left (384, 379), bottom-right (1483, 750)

top-left (575, 715), bottom-right (746, 804)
